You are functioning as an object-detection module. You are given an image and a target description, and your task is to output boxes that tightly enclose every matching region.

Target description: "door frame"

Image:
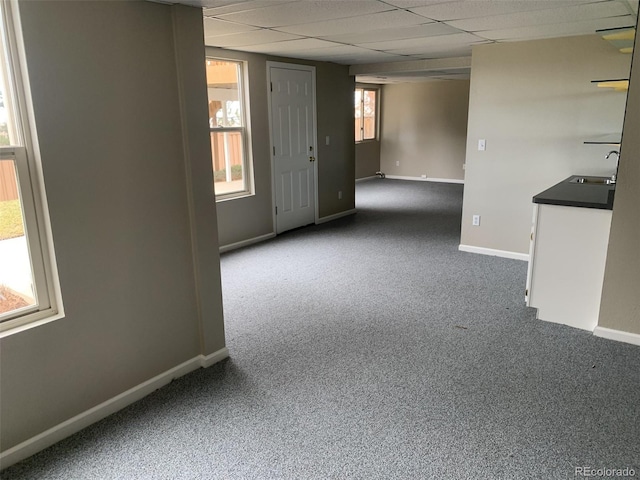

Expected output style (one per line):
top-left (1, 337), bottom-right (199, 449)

top-left (266, 61), bottom-right (319, 234)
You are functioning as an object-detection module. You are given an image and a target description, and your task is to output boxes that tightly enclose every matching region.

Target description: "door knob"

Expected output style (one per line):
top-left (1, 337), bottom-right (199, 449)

top-left (309, 156), bottom-right (316, 162)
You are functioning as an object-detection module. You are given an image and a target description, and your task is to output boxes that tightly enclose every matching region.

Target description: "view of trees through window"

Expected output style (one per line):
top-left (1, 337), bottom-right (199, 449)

top-left (355, 87), bottom-right (377, 142)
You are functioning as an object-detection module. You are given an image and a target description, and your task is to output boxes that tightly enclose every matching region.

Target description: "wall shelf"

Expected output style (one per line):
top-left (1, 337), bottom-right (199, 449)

top-left (598, 26), bottom-right (635, 54)
top-left (583, 134), bottom-right (621, 146)
top-left (591, 78), bottom-right (629, 91)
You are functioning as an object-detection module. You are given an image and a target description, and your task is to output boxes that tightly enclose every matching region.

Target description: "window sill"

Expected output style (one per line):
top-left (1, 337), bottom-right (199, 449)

top-left (215, 190), bottom-right (254, 203)
top-left (0, 308), bottom-right (65, 338)
top-left (356, 139), bottom-right (379, 144)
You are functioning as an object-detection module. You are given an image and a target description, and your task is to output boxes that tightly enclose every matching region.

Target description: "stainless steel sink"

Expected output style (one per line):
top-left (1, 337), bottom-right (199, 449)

top-left (569, 176), bottom-right (614, 185)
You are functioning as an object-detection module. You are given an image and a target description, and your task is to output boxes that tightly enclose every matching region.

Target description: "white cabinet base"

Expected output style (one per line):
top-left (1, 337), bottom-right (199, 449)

top-left (527, 204), bottom-right (612, 331)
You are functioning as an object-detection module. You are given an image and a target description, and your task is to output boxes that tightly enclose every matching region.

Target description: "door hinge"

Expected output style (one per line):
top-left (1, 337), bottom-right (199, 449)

top-left (270, 82), bottom-right (273, 92)
top-left (275, 206), bottom-right (278, 215)
top-left (273, 146), bottom-right (275, 155)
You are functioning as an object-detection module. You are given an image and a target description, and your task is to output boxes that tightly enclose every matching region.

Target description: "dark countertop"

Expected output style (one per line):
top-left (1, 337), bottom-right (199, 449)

top-left (533, 175), bottom-right (615, 210)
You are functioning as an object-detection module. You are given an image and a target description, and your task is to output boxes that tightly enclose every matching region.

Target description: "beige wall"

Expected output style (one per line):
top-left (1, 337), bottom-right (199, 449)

top-left (0, 1), bottom-right (225, 452)
top-left (461, 35), bottom-right (631, 255)
top-left (208, 48), bottom-right (355, 247)
top-left (380, 80), bottom-right (469, 180)
top-left (356, 140), bottom-right (381, 179)
top-left (599, 27), bottom-right (640, 335)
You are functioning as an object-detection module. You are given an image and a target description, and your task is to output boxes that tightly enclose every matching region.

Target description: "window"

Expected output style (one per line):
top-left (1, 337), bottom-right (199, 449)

top-left (206, 58), bottom-right (252, 199)
top-left (0, 0), bottom-right (56, 331)
top-left (355, 87), bottom-right (378, 142)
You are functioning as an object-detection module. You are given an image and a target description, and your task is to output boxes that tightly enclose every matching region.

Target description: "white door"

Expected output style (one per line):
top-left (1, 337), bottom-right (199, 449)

top-left (269, 65), bottom-right (317, 234)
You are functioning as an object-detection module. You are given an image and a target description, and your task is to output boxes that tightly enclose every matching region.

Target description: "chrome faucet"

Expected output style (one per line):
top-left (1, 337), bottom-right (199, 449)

top-left (605, 150), bottom-right (620, 184)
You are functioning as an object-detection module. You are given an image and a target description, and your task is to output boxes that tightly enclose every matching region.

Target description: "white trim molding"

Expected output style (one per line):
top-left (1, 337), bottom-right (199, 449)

top-left (219, 232), bottom-right (276, 253)
top-left (459, 244), bottom-right (529, 262)
top-left (200, 347), bottom-right (230, 367)
top-left (593, 327), bottom-right (640, 346)
top-left (0, 348), bottom-right (229, 470)
top-left (385, 175), bottom-right (464, 184)
top-left (356, 175), bottom-right (378, 182)
top-left (316, 208), bottom-right (357, 225)
top-left (427, 177), bottom-right (464, 184)
top-left (385, 175), bottom-right (425, 181)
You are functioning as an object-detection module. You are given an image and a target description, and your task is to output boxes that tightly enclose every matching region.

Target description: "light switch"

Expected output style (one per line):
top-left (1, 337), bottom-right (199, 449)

top-left (325, 136), bottom-right (330, 145)
top-left (478, 139), bottom-right (486, 151)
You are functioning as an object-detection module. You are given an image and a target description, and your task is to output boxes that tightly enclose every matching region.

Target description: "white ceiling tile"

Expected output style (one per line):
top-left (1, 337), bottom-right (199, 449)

top-left (202, 17), bottom-right (259, 37)
top-left (361, 31), bottom-right (484, 50)
top-left (321, 22), bottom-right (462, 44)
top-left (277, 10), bottom-right (425, 37)
top-left (409, 45), bottom-right (476, 57)
top-left (356, 69), bottom-right (471, 83)
top-left (205, 29), bottom-right (303, 47)
top-left (475, 15), bottom-right (638, 41)
top-left (330, 52), bottom-right (410, 65)
top-left (384, 0), bottom-right (456, 8)
top-left (203, 1), bottom-right (295, 16)
top-left (446, 1), bottom-right (631, 32)
top-left (296, 45), bottom-right (381, 57)
top-left (388, 43), bottom-right (477, 56)
top-left (217, 0), bottom-right (393, 28)
top-left (232, 38), bottom-right (341, 53)
top-left (197, 0), bottom-right (637, 68)
top-left (301, 51), bottom-right (394, 62)
top-left (276, 9), bottom-right (429, 36)
top-left (409, 0), bottom-right (597, 21)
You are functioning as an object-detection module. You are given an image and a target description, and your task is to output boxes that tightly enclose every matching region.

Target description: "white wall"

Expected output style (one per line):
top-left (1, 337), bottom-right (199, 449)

top-left (380, 80), bottom-right (469, 181)
top-left (599, 24), bottom-right (640, 336)
top-left (0, 1), bottom-right (225, 455)
top-left (461, 35), bottom-right (631, 255)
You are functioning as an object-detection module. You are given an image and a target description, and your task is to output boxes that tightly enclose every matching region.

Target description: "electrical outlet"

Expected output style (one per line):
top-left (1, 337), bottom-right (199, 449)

top-left (421, 174), bottom-right (427, 179)
top-left (396, 161), bottom-right (400, 167)
top-left (472, 215), bottom-right (481, 226)
top-left (338, 190), bottom-right (342, 200)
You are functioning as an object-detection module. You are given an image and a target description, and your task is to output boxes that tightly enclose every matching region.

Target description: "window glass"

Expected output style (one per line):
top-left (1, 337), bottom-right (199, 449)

top-left (354, 88), bottom-right (362, 140)
top-left (0, 157), bottom-right (36, 318)
top-left (363, 89), bottom-right (376, 140)
top-left (0, 16), bottom-right (19, 147)
top-left (0, 1), bottom-right (55, 329)
top-left (355, 87), bottom-right (377, 142)
top-left (206, 59), bottom-right (251, 198)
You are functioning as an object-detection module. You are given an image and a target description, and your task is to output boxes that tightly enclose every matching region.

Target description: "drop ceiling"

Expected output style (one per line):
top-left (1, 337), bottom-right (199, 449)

top-left (180, 0), bottom-right (639, 82)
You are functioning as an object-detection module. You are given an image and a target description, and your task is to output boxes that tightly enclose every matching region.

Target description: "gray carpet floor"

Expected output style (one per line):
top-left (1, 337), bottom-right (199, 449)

top-left (3, 178), bottom-right (639, 479)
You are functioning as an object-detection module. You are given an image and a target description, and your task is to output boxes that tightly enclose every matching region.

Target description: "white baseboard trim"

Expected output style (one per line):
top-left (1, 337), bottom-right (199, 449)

top-left (316, 208), bottom-right (357, 224)
top-left (427, 177), bottom-right (465, 184)
top-left (385, 175), bottom-right (464, 184)
top-left (593, 327), bottom-right (640, 346)
top-left (0, 347), bottom-right (229, 470)
top-left (219, 232), bottom-right (275, 253)
top-left (356, 175), bottom-right (378, 182)
top-left (200, 347), bottom-right (230, 367)
top-left (459, 244), bottom-right (529, 262)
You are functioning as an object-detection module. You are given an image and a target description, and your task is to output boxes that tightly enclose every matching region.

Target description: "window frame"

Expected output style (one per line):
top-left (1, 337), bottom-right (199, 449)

top-left (0, 0), bottom-right (61, 334)
top-left (355, 86), bottom-right (379, 143)
top-left (206, 57), bottom-right (254, 202)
